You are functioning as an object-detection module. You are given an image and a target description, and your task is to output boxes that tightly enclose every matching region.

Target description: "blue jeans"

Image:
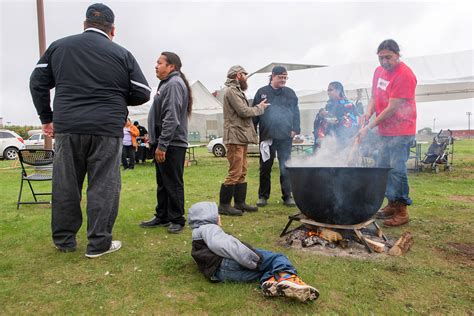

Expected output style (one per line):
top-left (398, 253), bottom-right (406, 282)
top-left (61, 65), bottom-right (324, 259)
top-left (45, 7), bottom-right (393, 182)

top-left (376, 135), bottom-right (415, 205)
top-left (213, 249), bottom-right (297, 284)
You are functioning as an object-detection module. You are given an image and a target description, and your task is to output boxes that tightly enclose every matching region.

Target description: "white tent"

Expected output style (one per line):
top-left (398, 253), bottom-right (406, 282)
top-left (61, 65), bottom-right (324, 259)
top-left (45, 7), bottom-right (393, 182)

top-left (188, 80), bottom-right (224, 141)
top-left (247, 50), bottom-right (474, 134)
top-left (128, 80), bottom-right (223, 142)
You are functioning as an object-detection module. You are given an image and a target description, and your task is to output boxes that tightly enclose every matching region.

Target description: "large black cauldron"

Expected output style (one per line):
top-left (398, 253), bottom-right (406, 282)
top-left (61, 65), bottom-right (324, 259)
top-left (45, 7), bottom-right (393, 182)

top-left (287, 167), bottom-right (391, 225)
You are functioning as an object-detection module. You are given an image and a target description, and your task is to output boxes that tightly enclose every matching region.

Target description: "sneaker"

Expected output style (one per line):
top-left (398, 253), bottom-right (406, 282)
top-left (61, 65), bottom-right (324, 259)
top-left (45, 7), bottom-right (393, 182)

top-left (55, 245), bottom-right (76, 253)
top-left (261, 276), bottom-right (279, 297)
top-left (167, 223), bottom-right (184, 234)
top-left (85, 240), bottom-right (122, 259)
top-left (139, 216), bottom-right (171, 228)
top-left (256, 198), bottom-right (268, 207)
top-left (276, 274), bottom-right (320, 303)
top-left (283, 197), bottom-right (296, 207)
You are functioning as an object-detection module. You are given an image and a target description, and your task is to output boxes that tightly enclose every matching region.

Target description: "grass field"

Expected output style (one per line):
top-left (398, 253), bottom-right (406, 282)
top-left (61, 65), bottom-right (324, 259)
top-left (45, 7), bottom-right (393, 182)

top-left (0, 140), bottom-right (472, 314)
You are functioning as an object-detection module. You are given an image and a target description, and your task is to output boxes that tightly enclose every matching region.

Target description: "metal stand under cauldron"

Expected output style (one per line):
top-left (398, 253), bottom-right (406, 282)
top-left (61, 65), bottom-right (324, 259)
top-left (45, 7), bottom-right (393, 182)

top-left (280, 213), bottom-right (388, 253)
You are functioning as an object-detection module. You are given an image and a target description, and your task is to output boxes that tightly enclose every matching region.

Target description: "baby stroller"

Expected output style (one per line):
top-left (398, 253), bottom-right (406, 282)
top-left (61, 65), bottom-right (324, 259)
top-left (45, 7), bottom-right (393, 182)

top-left (420, 129), bottom-right (454, 173)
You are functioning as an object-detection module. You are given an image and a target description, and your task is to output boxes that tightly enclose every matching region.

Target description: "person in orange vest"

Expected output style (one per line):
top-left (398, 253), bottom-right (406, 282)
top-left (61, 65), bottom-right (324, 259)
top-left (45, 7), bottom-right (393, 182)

top-left (122, 118), bottom-right (140, 169)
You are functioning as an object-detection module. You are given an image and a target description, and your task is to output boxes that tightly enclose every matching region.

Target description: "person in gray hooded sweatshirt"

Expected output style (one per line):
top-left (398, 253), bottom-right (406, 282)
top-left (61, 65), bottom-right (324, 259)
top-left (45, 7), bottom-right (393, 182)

top-left (187, 201), bottom-right (319, 303)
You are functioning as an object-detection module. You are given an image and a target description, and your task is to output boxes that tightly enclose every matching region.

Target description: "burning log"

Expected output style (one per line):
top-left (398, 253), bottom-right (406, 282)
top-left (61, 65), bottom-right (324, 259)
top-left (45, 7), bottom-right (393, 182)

top-left (302, 235), bottom-right (327, 247)
top-left (388, 232), bottom-right (413, 256)
top-left (319, 228), bottom-right (342, 242)
top-left (364, 238), bottom-right (386, 253)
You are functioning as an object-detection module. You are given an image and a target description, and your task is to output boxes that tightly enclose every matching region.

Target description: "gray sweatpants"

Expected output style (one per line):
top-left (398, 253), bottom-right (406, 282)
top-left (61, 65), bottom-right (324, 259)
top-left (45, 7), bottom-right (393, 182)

top-left (52, 133), bottom-right (122, 255)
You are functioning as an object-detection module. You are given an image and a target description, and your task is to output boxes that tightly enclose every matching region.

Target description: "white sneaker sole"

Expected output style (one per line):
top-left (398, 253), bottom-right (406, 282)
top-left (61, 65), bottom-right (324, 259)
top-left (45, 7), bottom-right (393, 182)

top-left (85, 241), bottom-right (122, 258)
top-left (276, 281), bottom-right (320, 302)
top-left (261, 281), bottom-right (278, 297)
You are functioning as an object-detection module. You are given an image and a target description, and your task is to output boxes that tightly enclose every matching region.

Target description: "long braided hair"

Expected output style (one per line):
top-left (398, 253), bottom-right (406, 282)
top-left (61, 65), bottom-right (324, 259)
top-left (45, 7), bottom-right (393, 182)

top-left (328, 81), bottom-right (347, 100)
top-left (161, 52), bottom-right (193, 117)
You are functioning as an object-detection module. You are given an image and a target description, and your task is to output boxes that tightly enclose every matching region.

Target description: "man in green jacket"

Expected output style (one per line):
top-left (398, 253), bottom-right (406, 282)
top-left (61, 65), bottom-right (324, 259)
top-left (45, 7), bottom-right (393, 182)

top-left (218, 65), bottom-right (269, 216)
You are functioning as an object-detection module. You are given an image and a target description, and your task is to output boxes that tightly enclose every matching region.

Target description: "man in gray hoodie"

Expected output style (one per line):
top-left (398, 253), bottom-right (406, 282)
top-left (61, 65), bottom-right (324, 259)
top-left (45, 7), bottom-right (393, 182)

top-left (187, 202), bottom-right (319, 303)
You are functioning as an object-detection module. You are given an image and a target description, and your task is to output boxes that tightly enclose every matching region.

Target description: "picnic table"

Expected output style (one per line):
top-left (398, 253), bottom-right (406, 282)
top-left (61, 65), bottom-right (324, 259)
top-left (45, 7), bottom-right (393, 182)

top-left (292, 141), bottom-right (314, 154)
top-left (186, 144), bottom-right (206, 165)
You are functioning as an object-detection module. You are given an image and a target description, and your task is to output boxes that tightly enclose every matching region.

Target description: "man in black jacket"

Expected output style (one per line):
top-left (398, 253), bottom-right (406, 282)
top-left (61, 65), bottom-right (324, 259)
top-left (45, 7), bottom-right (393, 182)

top-left (252, 66), bottom-right (300, 207)
top-left (30, 3), bottom-right (151, 258)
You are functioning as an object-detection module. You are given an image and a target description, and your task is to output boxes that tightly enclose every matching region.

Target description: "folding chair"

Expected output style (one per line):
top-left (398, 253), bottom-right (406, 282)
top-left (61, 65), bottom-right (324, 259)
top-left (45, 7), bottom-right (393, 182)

top-left (17, 149), bottom-right (54, 209)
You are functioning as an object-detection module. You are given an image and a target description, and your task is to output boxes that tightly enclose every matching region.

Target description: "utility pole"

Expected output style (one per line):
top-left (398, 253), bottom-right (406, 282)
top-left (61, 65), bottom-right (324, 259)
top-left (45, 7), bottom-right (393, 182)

top-left (36, 0), bottom-right (52, 150)
top-left (467, 112), bottom-right (472, 131)
top-left (433, 117), bottom-right (436, 133)
top-left (36, 0), bottom-right (46, 57)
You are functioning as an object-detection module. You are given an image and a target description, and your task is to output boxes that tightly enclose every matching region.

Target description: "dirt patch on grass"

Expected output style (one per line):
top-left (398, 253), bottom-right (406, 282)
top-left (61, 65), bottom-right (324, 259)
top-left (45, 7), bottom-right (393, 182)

top-left (438, 243), bottom-right (474, 266)
top-left (448, 195), bottom-right (474, 203)
top-left (456, 166), bottom-right (474, 179)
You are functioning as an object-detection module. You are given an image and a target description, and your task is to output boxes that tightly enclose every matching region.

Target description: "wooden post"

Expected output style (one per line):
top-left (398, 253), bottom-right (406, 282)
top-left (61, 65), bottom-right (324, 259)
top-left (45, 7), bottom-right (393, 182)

top-left (36, 0), bottom-right (46, 56)
top-left (36, 0), bottom-right (53, 150)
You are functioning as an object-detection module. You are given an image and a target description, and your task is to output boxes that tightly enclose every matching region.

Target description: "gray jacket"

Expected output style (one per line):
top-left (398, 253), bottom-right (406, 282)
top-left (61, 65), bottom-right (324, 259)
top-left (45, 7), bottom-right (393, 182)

top-left (188, 202), bottom-right (260, 270)
top-left (148, 71), bottom-right (188, 151)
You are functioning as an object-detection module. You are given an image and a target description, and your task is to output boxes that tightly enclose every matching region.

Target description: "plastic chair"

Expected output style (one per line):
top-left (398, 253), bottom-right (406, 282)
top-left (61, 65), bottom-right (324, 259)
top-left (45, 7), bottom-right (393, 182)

top-left (17, 149), bottom-right (54, 209)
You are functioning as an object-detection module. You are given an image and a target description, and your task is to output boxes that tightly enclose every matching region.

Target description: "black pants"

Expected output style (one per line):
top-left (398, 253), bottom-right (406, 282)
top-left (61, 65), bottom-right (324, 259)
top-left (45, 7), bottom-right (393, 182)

top-left (154, 145), bottom-right (186, 226)
top-left (122, 145), bottom-right (135, 169)
top-left (52, 134), bottom-right (122, 254)
top-left (259, 138), bottom-right (293, 201)
top-left (135, 146), bottom-right (147, 163)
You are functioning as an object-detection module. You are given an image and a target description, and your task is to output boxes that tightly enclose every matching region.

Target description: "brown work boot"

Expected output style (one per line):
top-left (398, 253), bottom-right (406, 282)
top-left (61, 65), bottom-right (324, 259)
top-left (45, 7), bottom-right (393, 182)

top-left (383, 203), bottom-right (409, 226)
top-left (376, 201), bottom-right (398, 219)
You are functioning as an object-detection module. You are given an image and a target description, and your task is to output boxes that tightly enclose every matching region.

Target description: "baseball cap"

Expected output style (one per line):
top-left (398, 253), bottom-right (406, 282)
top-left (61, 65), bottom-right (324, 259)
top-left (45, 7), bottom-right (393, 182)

top-left (227, 65), bottom-right (248, 78)
top-left (272, 65), bottom-right (287, 75)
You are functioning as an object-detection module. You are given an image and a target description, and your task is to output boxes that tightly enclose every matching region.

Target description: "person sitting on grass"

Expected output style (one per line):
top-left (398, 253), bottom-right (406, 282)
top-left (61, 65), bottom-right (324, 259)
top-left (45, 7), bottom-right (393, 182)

top-left (187, 201), bottom-right (320, 303)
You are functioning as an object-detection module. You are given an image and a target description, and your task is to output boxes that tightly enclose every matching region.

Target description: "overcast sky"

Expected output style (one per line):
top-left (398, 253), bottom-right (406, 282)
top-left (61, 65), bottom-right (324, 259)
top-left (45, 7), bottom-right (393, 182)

top-left (1, 0), bottom-right (473, 130)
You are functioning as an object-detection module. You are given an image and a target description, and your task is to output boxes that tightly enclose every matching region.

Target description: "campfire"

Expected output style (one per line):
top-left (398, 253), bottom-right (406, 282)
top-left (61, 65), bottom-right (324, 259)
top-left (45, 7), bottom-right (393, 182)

top-left (282, 216), bottom-right (413, 257)
top-left (280, 164), bottom-right (413, 256)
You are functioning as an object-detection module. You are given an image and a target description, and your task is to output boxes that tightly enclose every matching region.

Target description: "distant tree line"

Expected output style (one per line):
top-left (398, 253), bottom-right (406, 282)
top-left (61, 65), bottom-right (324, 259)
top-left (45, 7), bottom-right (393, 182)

top-left (5, 125), bottom-right (41, 139)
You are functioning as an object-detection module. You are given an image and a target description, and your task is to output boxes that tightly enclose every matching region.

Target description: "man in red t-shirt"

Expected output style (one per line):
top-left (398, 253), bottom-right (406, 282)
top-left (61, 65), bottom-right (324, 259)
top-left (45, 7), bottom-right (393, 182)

top-left (358, 39), bottom-right (417, 227)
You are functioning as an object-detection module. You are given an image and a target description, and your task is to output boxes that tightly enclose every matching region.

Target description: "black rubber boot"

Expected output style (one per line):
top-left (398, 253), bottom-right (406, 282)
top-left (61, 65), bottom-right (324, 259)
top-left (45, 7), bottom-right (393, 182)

top-left (234, 183), bottom-right (258, 212)
top-left (218, 184), bottom-right (242, 216)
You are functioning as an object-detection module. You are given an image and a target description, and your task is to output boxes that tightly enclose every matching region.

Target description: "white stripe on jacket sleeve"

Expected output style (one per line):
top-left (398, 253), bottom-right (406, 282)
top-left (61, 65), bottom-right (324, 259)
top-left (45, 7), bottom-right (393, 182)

top-left (131, 80), bottom-right (152, 92)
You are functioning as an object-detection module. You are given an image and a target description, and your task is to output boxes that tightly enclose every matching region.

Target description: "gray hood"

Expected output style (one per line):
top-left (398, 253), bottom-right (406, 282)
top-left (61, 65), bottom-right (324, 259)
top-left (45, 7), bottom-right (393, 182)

top-left (187, 202), bottom-right (219, 229)
top-left (187, 201), bottom-right (260, 270)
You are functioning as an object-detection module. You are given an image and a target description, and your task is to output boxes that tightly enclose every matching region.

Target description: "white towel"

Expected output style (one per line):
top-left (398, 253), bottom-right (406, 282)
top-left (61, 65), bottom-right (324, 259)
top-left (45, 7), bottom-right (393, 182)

top-left (259, 139), bottom-right (273, 162)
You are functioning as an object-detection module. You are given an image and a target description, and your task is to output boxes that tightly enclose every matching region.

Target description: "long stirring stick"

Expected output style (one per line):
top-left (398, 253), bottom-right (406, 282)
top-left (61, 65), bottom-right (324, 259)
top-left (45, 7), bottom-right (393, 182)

top-left (347, 135), bottom-right (361, 166)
